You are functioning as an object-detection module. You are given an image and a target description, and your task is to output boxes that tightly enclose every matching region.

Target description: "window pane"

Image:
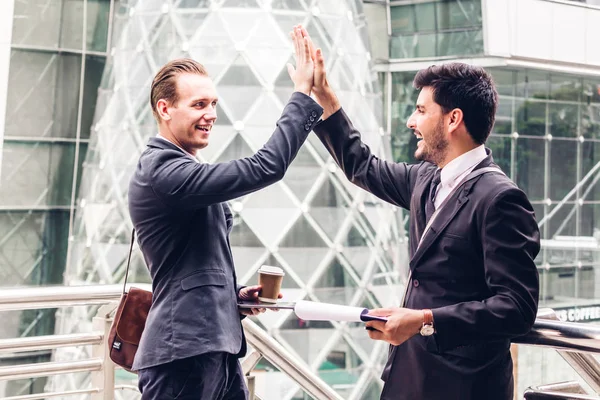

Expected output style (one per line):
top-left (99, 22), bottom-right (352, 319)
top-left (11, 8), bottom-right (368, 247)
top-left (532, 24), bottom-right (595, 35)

top-left (414, 2), bottom-right (435, 32)
top-left (515, 138), bottom-right (546, 201)
top-left (549, 140), bottom-right (578, 200)
top-left (487, 136), bottom-right (512, 175)
top-left (87, 0), bottom-right (111, 52)
top-left (0, 211), bottom-right (69, 286)
top-left (60, 0), bottom-right (85, 50)
top-left (80, 56), bottom-right (107, 139)
top-left (390, 5), bottom-right (414, 35)
top-left (581, 105), bottom-right (600, 139)
top-left (549, 103), bottom-right (579, 138)
top-left (494, 97), bottom-right (514, 135)
top-left (436, 0), bottom-right (482, 30)
top-left (550, 74), bottom-right (581, 102)
top-left (516, 99), bottom-right (546, 137)
top-left (437, 29), bottom-right (483, 57)
top-left (12, 0), bottom-right (62, 48)
top-left (6, 51), bottom-right (82, 139)
top-left (491, 69), bottom-right (515, 97)
top-left (0, 142), bottom-right (76, 207)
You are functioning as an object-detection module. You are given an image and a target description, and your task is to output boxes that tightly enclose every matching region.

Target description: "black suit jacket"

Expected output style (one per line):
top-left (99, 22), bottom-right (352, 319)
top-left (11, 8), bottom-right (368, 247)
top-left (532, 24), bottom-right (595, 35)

top-left (314, 109), bottom-right (540, 400)
top-left (129, 92), bottom-right (323, 370)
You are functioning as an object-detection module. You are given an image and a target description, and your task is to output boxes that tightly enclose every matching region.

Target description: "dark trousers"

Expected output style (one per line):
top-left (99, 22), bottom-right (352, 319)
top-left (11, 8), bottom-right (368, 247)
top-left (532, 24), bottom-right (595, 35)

top-left (138, 352), bottom-right (248, 400)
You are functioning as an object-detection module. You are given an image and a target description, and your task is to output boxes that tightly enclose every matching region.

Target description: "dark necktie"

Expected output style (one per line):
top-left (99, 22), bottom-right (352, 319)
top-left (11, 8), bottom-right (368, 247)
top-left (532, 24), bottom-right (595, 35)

top-left (425, 169), bottom-right (442, 223)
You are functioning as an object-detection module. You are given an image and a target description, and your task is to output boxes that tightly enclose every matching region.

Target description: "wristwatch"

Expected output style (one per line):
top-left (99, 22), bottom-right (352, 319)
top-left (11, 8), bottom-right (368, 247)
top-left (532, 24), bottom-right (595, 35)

top-left (420, 309), bottom-right (435, 336)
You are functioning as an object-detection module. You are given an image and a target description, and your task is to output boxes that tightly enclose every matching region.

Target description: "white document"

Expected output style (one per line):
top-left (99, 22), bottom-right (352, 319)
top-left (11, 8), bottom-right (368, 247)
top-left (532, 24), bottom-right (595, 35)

top-left (294, 300), bottom-right (387, 322)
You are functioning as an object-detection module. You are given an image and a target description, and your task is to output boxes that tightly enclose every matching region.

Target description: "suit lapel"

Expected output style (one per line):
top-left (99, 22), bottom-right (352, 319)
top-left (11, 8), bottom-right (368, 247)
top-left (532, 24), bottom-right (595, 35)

top-left (409, 186), bottom-right (470, 271)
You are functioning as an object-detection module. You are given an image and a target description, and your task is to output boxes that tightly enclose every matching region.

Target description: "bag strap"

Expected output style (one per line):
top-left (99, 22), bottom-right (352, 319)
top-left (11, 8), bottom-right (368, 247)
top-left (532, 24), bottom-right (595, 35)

top-left (123, 229), bottom-right (135, 295)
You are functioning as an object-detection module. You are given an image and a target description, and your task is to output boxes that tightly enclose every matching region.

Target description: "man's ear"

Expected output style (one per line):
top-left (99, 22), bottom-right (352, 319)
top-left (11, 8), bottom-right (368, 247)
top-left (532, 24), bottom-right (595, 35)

top-left (156, 99), bottom-right (171, 121)
top-left (447, 108), bottom-right (464, 134)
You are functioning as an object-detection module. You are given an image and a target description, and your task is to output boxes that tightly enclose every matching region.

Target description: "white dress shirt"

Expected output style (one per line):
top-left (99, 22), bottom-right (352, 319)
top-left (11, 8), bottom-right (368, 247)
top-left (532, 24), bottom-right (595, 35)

top-left (433, 145), bottom-right (487, 209)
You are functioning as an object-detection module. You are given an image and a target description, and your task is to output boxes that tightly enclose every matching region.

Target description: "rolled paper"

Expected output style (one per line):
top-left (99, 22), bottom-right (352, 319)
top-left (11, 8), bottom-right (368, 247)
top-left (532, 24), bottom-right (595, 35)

top-left (294, 300), bottom-right (378, 322)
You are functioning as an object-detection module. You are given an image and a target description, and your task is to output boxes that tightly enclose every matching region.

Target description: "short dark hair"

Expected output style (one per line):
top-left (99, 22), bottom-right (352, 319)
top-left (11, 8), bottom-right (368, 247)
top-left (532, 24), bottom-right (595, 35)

top-left (150, 58), bottom-right (208, 121)
top-left (413, 63), bottom-right (498, 144)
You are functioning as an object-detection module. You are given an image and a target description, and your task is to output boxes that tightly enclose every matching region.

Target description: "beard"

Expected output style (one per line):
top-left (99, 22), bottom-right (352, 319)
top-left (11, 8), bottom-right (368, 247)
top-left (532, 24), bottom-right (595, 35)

top-left (414, 119), bottom-right (448, 166)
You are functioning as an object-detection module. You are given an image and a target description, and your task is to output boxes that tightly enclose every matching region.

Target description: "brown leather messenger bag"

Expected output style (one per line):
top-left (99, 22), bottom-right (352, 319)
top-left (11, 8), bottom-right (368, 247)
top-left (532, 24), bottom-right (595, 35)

top-left (107, 229), bottom-right (152, 372)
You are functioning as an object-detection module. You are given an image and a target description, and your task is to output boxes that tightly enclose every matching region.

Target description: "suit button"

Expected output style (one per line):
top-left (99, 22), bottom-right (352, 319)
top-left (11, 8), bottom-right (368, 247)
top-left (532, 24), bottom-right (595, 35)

top-left (309, 116), bottom-right (315, 122)
top-left (304, 124), bottom-right (311, 131)
top-left (311, 110), bottom-right (317, 118)
top-left (413, 279), bottom-right (420, 288)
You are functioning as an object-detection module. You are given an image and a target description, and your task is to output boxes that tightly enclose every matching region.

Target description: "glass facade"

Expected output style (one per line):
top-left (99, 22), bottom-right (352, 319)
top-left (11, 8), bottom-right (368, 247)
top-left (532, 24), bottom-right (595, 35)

top-left (0, 0), bottom-right (115, 396)
top-left (389, 0), bottom-right (483, 59)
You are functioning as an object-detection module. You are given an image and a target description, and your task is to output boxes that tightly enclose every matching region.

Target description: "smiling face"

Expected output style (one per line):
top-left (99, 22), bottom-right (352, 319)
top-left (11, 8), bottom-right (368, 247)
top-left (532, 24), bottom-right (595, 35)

top-left (157, 73), bottom-right (218, 154)
top-left (406, 87), bottom-right (449, 166)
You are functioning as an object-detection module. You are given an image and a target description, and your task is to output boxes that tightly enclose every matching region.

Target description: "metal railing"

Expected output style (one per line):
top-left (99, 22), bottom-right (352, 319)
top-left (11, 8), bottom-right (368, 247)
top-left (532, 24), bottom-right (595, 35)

top-left (0, 284), bottom-right (342, 400)
top-left (3, 286), bottom-right (600, 399)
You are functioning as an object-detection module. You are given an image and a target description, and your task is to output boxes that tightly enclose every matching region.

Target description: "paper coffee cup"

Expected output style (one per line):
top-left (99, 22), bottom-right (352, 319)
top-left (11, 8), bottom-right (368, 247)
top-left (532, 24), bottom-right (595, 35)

top-left (258, 265), bottom-right (285, 303)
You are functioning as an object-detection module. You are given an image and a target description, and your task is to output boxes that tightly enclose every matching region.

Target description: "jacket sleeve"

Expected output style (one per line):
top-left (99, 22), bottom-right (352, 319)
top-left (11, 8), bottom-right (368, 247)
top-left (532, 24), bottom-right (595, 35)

top-left (151, 92), bottom-right (323, 208)
top-left (313, 108), bottom-right (422, 210)
top-left (431, 187), bottom-right (540, 350)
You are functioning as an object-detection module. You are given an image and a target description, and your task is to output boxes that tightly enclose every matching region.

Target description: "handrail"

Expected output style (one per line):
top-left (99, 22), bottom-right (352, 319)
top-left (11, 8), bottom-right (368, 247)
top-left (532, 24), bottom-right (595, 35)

top-left (4, 286), bottom-right (600, 399)
top-left (3, 389), bottom-right (101, 400)
top-left (0, 332), bottom-right (103, 353)
top-left (0, 359), bottom-right (102, 381)
top-left (514, 318), bottom-right (600, 354)
top-left (0, 284), bottom-right (150, 311)
top-left (524, 388), bottom-right (600, 399)
top-left (242, 319), bottom-right (344, 400)
top-left (0, 285), bottom-right (343, 399)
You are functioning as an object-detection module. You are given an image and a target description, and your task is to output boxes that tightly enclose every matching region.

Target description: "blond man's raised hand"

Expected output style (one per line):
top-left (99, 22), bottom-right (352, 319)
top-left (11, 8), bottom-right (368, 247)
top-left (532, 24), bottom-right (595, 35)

top-left (287, 26), bottom-right (314, 96)
top-left (297, 25), bottom-right (341, 120)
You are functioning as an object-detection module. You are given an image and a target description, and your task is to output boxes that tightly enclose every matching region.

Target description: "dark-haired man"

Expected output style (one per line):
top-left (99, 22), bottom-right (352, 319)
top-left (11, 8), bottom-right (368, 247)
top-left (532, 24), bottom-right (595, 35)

top-left (128, 27), bottom-right (322, 399)
top-left (302, 29), bottom-right (540, 400)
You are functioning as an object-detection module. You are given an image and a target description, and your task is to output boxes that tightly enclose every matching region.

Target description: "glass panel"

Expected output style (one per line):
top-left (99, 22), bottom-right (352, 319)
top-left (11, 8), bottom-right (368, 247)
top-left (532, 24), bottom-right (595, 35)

top-left (278, 247), bottom-right (330, 283)
top-left (279, 216), bottom-right (327, 247)
top-left (12, 0), bottom-right (62, 48)
top-left (487, 136), bottom-right (511, 174)
top-left (515, 138), bottom-right (546, 201)
top-left (580, 204), bottom-right (600, 237)
top-left (87, 0), bottom-right (111, 52)
top-left (550, 74), bottom-right (581, 102)
top-left (0, 142), bottom-right (76, 207)
top-left (517, 71), bottom-right (549, 100)
top-left (583, 78), bottom-right (600, 104)
top-left (582, 105), bottom-right (600, 139)
top-left (0, 211), bottom-right (69, 286)
top-left (414, 2), bottom-right (435, 32)
top-left (549, 140), bottom-right (578, 201)
top-left (390, 5), bottom-right (414, 34)
top-left (61, 0), bottom-right (85, 50)
top-left (436, 0), bottom-right (482, 30)
top-left (491, 69), bottom-right (515, 97)
top-left (437, 29), bottom-right (483, 57)
top-left (80, 55), bottom-right (106, 139)
top-left (516, 99), bottom-right (546, 137)
top-left (549, 103), bottom-right (579, 138)
top-left (5, 51), bottom-right (82, 139)
top-left (495, 97), bottom-right (514, 135)
top-left (229, 220), bottom-right (263, 247)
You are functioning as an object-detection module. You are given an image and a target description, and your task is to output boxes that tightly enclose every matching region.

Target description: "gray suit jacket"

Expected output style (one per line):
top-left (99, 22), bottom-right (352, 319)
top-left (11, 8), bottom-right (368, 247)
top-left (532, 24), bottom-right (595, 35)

top-left (314, 109), bottom-right (540, 400)
top-left (129, 92), bottom-right (323, 370)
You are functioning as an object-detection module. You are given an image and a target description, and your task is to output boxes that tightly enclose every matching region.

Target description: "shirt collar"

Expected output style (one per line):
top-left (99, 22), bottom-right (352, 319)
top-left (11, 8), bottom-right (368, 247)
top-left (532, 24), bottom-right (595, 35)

top-left (156, 134), bottom-right (199, 162)
top-left (440, 145), bottom-right (487, 188)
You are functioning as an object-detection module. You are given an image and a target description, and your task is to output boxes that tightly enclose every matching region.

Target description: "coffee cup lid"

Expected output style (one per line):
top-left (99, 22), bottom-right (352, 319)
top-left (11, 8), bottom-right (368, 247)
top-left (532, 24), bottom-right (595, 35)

top-left (258, 265), bottom-right (285, 276)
